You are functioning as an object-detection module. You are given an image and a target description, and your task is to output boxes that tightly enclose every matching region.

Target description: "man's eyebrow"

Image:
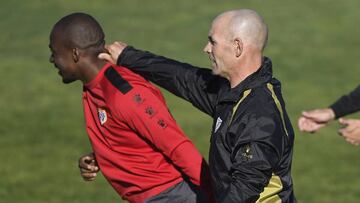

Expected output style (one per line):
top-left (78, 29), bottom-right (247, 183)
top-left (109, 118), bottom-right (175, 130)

top-left (208, 36), bottom-right (215, 43)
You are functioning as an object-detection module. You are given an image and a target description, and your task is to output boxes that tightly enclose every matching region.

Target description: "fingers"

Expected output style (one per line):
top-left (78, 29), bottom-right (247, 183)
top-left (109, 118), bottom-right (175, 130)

top-left (301, 108), bottom-right (335, 123)
top-left (338, 120), bottom-right (357, 135)
top-left (338, 118), bottom-right (357, 126)
top-left (298, 116), bottom-right (325, 133)
top-left (344, 137), bottom-right (360, 146)
top-left (79, 160), bottom-right (99, 180)
top-left (98, 53), bottom-right (115, 64)
top-left (297, 117), bottom-right (307, 132)
top-left (107, 43), bottom-right (122, 56)
top-left (114, 41), bottom-right (127, 47)
top-left (78, 153), bottom-right (100, 181)
top-left (301, 111), bottom-right (314, 118)
top-left (339, 126), bottom-right (356, 135)
top-left (81, 171), bottom-right (98, 181)
top-left (100, 41), bottom-right (128, 64)
top-left (339, 118), bottom-right (349, 125)
top-left (301, 110), bottom-right (321, 119)
top-left (337, 119), bottom-right (360, 145)
top-left (98, 41), bottom-right (127, 64)
top-left (78, 154), bottom-right (99, 172)
top-left (80, 159), bottom-right (99, 172)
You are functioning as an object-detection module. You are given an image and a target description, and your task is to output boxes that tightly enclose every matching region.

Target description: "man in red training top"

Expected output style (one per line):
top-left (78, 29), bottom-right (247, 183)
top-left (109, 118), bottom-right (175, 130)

top-left (49, 12), bottom-right (211, 203)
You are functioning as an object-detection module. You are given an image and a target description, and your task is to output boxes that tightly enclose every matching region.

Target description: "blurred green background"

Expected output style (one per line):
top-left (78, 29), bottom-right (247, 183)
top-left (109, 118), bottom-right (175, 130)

top-left (1, 0), bottom-right (360, 202)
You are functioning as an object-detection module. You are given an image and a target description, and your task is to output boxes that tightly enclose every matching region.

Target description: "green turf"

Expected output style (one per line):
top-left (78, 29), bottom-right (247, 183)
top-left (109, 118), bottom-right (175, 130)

top-left (1, 0), bottom-right (360, 202)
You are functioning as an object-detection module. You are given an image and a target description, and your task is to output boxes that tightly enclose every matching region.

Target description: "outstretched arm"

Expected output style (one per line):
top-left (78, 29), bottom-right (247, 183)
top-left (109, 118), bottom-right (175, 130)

top-left (99, 41), bottom-right (222, 116)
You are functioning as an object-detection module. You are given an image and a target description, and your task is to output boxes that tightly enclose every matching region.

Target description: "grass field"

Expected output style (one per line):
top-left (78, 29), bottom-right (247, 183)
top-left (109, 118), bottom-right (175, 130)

top-left (1, 0), bottom-right (360, 202)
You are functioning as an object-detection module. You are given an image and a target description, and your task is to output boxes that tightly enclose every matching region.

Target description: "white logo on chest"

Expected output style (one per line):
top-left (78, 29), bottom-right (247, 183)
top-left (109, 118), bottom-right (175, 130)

top-left (214, 117), bottom-right (223, 133)
top-left (98, 108), bottom-right (107, 125)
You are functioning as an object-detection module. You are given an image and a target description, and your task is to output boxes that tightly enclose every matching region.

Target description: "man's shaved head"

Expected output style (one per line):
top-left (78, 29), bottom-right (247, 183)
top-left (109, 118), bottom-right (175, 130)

top-left (214, 9), bottom-right (268, 51)
top-left (204, 9), bottom-right (268, 86)
top-left (49, 13), bottom-right (106, 84)
top-left (51, 12), bottom-right (105, 50)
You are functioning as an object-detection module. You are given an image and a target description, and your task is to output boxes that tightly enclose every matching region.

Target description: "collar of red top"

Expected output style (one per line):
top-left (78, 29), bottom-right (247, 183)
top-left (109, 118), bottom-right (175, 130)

top-left (84, 62), bottom-right (113, 89)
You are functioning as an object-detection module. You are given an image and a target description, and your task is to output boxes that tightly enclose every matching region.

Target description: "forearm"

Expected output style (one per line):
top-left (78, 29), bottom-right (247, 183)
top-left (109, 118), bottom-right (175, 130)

top-left (330, 85), bottom-right (360, 118)
top-left (118, 46), bottom-right (219, 115)
top-left (169, 141), bottom-right (205, 186)
top-left (118, 46), bottom-right (201, 100)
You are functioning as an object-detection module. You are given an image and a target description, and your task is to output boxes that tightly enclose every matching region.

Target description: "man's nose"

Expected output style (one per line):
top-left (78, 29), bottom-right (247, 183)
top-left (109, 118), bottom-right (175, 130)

top-left (203, 42), bottom-right (211, 54)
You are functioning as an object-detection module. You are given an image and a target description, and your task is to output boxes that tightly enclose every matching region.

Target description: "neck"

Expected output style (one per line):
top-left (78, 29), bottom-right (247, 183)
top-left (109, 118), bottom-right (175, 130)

top-left (80, 58), bottom-right (107, 84)
top-left (229, 53), bottom-right (262, 88)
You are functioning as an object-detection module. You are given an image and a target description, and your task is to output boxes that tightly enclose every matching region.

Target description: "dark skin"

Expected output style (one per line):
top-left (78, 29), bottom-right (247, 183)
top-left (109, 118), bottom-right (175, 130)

top-left (78, 152), bottom-right (99, 181)
top-left (49, 24), bottom-right (106, 84)
top-left (49, 20), bottom-right (106, 180)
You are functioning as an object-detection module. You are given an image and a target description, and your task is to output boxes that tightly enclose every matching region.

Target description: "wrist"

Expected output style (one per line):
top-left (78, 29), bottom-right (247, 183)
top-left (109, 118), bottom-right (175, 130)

top-left (326, 108), bottom-right (336, 120)
top-left (117, 45), bottom-right (131, 66)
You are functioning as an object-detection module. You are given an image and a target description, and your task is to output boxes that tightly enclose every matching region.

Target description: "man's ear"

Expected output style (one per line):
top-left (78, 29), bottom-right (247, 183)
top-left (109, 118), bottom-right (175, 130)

top-left (72, 48), bottom-right (80, 63)
top-left (234, 38), bottom-right (243, 57)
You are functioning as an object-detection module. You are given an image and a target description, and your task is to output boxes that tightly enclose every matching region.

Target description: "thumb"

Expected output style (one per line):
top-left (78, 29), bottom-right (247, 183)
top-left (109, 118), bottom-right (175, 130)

top-left (98, 53), bottom-right (115, 64)
top-left (83, 155), bottom-right (94, 163)
top-left (339, 118), bottom-right (350, 125)
top-left (301, 111), bottom-right (314, 118)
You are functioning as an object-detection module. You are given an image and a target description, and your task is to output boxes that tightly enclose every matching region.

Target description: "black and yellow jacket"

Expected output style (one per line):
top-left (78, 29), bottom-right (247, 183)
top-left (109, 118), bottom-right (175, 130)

top-left (117, 46), bottom-right (297, 203)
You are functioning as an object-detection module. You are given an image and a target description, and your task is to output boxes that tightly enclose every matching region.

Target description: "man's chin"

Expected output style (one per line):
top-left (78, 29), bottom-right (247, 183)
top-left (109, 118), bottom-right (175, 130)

top-left (211, 69), bottom-right (228, 79)
top-left (62, 78), bottom-right (76, 84)
top-left (211, 67), bottom-right (220, 76)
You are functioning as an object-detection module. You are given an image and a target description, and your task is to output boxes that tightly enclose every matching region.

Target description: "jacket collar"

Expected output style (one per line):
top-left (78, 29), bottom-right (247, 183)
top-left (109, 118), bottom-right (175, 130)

top-left (219, 57), bottom-right (273, 103)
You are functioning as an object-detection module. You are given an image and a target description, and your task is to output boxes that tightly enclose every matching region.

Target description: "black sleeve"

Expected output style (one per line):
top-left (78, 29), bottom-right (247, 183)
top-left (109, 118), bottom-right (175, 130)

top-left (330, 85), bottom-right (360, 118)
top-left (219, 115), bottom-right (282, 202)
top-left (117, 46), bottom-right (223, 116)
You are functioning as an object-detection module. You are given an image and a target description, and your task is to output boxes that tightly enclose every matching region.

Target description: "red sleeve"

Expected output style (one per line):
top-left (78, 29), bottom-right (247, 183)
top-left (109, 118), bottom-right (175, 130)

top-left (112, 85), bottom-right (204, 186)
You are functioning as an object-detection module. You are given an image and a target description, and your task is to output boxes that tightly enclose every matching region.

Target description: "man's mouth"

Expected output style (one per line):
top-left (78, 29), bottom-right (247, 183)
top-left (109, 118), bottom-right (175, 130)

top-left (53, 63), bottom-right (60, 69)
top-left (53, 64), bottom-right (62, 75)
top-left (208, 56), bottom-right (215, 63)
top-left (209, 57), bottom-right (217, 67)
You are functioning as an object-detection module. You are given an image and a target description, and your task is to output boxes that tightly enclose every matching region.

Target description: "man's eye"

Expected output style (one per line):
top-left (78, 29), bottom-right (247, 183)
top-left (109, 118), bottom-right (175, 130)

top-left (208, 37), bottom-right (215, 45)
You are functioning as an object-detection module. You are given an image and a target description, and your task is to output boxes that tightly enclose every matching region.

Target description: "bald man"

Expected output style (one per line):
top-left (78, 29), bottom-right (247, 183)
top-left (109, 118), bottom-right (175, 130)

top-left (85, 9), bottom-right (296, 202)
top-left (49, 13), bottom-right (213, 203)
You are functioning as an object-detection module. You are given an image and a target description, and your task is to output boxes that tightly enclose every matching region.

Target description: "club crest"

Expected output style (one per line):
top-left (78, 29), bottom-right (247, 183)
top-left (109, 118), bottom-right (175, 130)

top-left (98, 108), bottom-right (107, 125)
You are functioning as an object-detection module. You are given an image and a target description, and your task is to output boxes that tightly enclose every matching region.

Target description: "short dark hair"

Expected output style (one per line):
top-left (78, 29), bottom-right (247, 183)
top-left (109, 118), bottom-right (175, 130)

top-left (51, 12), bottom-right (105, 50)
